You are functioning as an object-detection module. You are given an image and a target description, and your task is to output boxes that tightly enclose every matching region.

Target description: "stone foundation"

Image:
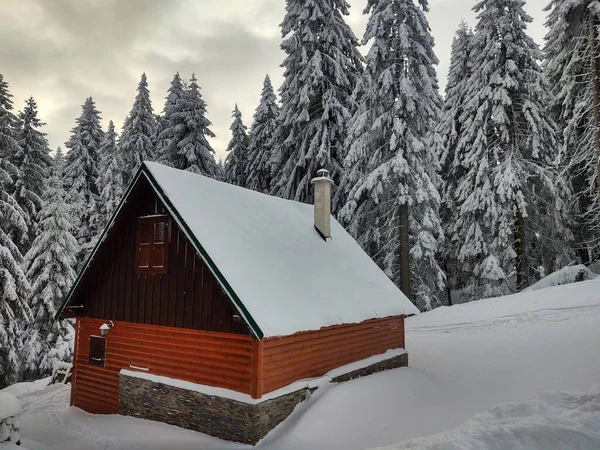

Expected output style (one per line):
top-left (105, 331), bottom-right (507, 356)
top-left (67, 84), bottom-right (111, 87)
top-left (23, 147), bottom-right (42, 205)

top-left (119, 374), bottom-right (308, 444)
top-left (331, 352), bottom-right (408, 383)
top-left (119, 351), bottom-right (409, 445)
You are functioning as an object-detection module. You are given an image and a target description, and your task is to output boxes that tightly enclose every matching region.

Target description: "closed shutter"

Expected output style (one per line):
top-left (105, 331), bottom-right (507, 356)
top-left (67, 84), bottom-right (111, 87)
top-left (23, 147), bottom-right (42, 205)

top-left (136, 216), bottom-right (169, 274)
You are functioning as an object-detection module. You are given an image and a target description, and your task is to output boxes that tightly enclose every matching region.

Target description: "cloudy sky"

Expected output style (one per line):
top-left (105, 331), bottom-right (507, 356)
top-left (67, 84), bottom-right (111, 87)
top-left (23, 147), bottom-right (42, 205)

top-left (1, 0), bottom-right (549, 160)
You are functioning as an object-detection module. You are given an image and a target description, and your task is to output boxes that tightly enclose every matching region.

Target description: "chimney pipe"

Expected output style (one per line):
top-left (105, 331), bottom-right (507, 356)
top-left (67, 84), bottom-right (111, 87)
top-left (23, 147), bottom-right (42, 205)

top-left (311, 168), bottom-right (334, 239)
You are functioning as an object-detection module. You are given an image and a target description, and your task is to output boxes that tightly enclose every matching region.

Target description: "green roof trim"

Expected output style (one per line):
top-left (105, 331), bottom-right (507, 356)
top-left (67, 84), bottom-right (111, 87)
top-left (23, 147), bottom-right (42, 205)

top-left (55, 164), bottom-right (264, 340)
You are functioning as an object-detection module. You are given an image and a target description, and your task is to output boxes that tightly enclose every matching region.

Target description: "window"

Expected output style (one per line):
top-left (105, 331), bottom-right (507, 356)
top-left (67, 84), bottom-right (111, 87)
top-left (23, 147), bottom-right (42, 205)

top-left (136, 216), bottom-right (169, 274)
top-left (89, 336), bottom-right (106, 366)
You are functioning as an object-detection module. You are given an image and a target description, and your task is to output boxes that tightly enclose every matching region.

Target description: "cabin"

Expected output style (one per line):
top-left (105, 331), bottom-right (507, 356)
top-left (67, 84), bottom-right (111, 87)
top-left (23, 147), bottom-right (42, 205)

top-left (57, 162), bottom-right (419, 444)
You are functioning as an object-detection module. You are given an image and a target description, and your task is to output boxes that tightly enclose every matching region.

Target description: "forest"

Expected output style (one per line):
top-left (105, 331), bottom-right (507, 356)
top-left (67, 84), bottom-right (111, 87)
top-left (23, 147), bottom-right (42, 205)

top-left (0, 0), bottom-right (599, 388)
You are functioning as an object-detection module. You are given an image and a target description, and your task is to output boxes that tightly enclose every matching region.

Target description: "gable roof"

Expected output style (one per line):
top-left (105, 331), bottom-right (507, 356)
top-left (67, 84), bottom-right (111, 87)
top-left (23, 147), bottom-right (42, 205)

top-left (58, 162), bottom-right (419, 338)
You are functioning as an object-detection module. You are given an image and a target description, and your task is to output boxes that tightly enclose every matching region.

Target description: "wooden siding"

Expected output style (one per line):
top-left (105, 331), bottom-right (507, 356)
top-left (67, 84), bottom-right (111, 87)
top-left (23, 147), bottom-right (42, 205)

top-left (66, 176), bottom-right (250, 336)
top-left (260, 316), bottom-right (405, 394)
top-left (72, 317), bottom-right (254, 414)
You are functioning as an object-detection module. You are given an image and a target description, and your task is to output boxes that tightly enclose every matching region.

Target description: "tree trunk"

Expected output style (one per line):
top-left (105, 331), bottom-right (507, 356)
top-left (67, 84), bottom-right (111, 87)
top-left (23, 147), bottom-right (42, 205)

top-left (396, 202), bottom-right (412, 300)
top-left (515, 212), bottom-right (526, 291)
top-left (589, 14), bottom-right (600, 198)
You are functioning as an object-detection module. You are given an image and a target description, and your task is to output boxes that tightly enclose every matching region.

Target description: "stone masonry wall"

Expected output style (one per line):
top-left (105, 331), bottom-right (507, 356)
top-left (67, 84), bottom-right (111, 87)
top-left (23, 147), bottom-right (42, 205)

top-left (119, 374), bottom-right (308, 445)
top-left (119, 352), bottom-right (408, 445)
top-left (331, 353), bottom-right (408, 383)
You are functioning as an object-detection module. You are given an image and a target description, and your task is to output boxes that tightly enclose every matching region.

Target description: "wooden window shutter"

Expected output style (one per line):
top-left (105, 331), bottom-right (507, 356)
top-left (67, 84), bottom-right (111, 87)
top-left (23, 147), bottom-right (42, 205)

top-left (136, 216), bottom-right (169, 274)
top-left (89, 336), bottom-right (106, 366)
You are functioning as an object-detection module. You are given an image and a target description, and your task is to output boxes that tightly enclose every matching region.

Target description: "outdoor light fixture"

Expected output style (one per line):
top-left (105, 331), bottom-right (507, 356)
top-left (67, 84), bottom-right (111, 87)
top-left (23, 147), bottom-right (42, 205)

top-left (99, 320), bottom-right (114, 336)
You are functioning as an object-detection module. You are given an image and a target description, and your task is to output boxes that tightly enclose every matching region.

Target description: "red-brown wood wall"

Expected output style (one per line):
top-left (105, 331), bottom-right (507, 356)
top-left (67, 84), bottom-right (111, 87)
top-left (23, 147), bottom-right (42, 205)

top-left (72, 317), bottom-right (254, 414)
top-left (66, 176), bottom-right (250, 336)
top-left (260, 316), bottom-right (405, 394)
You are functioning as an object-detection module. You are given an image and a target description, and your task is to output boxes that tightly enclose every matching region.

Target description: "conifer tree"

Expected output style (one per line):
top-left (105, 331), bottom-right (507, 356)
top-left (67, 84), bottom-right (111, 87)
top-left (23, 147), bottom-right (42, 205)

top-left (437, 22), bottom-right (474, 303)
top-left (0, 74), bottom-right (20, 164)
top-left (340, 0), bottom-right (444, 311)
top-left (0, 74), bottom-right (31, 385)
top-left (155, 73), bottom-right (184, 162)
top-left (22, 168), bottom-right (77, 380)
top-left (158, 74), bottom-right (218, 176)
top-left (63, 97), bottom-right (104, 265)
top-left (246, 75), bottom-right (280, 193)
top-left (224, 105), bottom-right (250, 187)
top-left (97, 121), bottom-right (123, 230)
top-left (544, 0), bottom-right (600, 262)
top-left (120, 73), bottom-right (157, 186)
top-left (54, 146), bottom-right (65, 177)
top-left (11, 97), bottom-right (53, 253)
top-left (449, 0), bottom-right (571, 299)
top-left (271, 0), bottom-right (363, 205)
top-left (0, 155), bottom-right (30, 387)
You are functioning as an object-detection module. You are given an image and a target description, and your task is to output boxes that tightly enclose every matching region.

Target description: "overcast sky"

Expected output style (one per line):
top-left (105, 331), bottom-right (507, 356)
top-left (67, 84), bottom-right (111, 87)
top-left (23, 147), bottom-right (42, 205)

top-left (0, 0), bottom-right (549, 160)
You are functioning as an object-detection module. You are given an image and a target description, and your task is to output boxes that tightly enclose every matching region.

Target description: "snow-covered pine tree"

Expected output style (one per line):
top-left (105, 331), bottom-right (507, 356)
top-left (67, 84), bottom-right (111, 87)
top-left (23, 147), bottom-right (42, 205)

top-left (97, 121), bottom-right (124, 231)
top-left (157, 74), bottom-right (218, 176)
top-left (0, 74), bottom-right (27, 250)
top-left (246, 75), bottom-right (280, 193)
top-left (0, 158), bottom-right (30, 387)
top-left (271, 0), bottom-right (363, 206)
top-left (120, 73), bottom-right (157, 186)
top-left (0, 74), bottom-right (31, 386)
top-left (54, 146), bottom-right (65, 177)
top-left (544, 0), bottom-right (600, 262)
top-left (22, 167), bottom-right (77, 380)
top-left (63, 97), bottom-right (104, 267)
top-left (339, 0), bottom-right (445, 311)
top-left (449, 0), bottom-right (572, 300)
top-left (223, 105), bottom-right (250, 187)
top-left (155, 73), bottom-right (184, 162)
top-left (10, 97), bottom-right (53, 253)
top-left (437, 22), bottom-right (474, 304)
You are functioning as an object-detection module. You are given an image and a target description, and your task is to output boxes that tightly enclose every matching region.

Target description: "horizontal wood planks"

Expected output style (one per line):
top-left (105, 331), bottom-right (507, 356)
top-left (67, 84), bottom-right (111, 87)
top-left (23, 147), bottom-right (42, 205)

top-left (72, 317), bottom-right (254, 414)
top-left (261, 316), bottom-right (405, 394)
top-left (67, 177), bottom-right (250, 336)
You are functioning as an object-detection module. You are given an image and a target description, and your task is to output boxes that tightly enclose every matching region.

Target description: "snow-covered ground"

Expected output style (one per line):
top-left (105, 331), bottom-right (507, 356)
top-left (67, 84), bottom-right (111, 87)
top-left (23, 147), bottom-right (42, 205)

top-left (2, 279), bottom-right (599, 450)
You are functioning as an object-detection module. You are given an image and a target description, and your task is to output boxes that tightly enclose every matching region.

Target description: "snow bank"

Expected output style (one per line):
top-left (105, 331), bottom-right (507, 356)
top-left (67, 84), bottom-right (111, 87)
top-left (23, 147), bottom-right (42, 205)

top-left (524, 264), bottom-right (597, 292)
top-left (0, 394), bottom-right (20, 421)
top-left (374, 384), bottom-right (600, 450)
top-left (0, 377), bottom-right (52, 397)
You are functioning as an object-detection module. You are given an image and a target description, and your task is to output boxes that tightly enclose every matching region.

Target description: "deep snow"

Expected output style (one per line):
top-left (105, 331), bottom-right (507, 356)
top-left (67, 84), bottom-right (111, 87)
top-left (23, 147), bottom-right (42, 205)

top-left (2, 278), bottom-right (599, 450)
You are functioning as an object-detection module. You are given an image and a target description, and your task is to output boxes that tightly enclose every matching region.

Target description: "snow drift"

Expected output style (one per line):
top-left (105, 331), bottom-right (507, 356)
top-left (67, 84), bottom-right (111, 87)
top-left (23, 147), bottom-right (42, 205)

top-left (375, 384), bottom-right (600, 450)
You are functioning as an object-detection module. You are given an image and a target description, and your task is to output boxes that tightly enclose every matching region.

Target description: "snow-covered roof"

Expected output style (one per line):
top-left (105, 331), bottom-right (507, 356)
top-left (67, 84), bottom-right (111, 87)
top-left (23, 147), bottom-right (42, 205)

top-left (142, 162), bottom-right (418, 338)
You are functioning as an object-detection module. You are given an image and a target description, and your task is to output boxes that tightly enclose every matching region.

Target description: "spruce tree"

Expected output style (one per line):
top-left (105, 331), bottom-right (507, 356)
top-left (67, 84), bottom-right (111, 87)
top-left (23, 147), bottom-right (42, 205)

top-left (11, 97), bottom-right (53, 253)
top-left (224, 105), bottom-right (250, 187)
top-left (23, 169), bottom-right (77, 380)
top-left (120, 73), bottom-right (157, 186)
top-left (158, 74), bottom-right (218, 176)
top-left (438, 22), bottom-right (474, 303)
top-left (63, 97), bottom-right (104, 266)
top-left (271, 0), bottom-right (363, 205)
top-left (339, 0), bottom-right (444, 311)
top-left (97, 121), bottom-right (124, 230)
top-left (449, 0), bottom-right (571, 299)
top-left (246, 75), bottom-right (280, 193)
top-left (155, 73), bottom-right (184, 162)
top-left (544, 0), bottom-right (600, 262)
top-left (0, 155), bottom-right (30, 388)
top-left (0, 74), bottom-right (20, 164)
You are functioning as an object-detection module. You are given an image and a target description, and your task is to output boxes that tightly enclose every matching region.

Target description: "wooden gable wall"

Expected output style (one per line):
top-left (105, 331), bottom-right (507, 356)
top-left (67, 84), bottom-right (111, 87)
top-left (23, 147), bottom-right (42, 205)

top-left (67, 175), bottom-right (251, 336)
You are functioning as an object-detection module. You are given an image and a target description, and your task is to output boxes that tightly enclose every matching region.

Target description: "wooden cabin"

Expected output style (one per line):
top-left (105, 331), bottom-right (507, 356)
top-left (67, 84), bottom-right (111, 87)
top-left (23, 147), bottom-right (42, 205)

top-left (57, 162), bottom-right (418, 444)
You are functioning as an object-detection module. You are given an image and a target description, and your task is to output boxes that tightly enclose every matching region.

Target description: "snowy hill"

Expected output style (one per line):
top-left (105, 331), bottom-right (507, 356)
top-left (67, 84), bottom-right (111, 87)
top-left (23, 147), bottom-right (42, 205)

top-left (3, 279), bottom-right (600, 450)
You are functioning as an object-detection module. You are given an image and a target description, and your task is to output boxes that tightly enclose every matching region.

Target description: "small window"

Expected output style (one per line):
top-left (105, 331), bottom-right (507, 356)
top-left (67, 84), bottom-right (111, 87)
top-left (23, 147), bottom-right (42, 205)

top-left (136, 216), bottom-right (169, 274)
top-left (89, 336), bottom-right (106, 366)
